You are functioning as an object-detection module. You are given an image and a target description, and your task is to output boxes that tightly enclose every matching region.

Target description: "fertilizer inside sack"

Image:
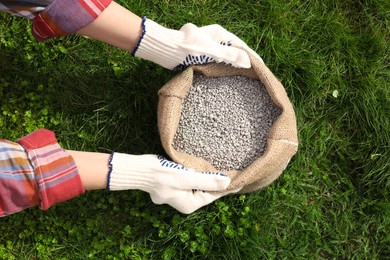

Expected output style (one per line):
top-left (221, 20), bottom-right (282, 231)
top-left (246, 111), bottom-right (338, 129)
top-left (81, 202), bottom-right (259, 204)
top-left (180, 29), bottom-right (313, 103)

top-left (172, 74), bottom-right (282, 171)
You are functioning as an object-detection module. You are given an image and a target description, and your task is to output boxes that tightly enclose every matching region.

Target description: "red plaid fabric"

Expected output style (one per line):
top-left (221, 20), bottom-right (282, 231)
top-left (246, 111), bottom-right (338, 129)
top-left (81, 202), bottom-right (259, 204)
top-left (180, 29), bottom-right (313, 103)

top-left (32, 0), bottom-right (112, 41)
top-left (17, 129), bottom-right (85, 210)
top-left (0, 140), bottom-right (39, 216)
top-left (0, 129), bottom-right (85, 217)
top-left (0, 0), bottom-right (112, 41)
top-left (0, 0), bottom-right (52, 19)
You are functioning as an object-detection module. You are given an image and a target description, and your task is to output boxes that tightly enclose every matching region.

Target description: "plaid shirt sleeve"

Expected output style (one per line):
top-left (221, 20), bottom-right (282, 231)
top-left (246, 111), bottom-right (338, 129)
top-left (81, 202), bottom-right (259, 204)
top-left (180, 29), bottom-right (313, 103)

top-left (0, 0), bottom-right (112, 41)
top-left (0, 0), bottom-right (53, 19)
top-left (0, 140), bottom-right (39, 216)
top-left (0, 129), bottom-right (85, 217)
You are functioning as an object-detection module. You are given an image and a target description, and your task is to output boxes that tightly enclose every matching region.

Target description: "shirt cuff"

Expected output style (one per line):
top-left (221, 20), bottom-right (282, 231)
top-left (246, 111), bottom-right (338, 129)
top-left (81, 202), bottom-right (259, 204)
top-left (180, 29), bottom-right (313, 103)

top-left (31, 0), bottom-right (112, 41)
top-left (17, 129), bottom-right (85, 210)
top-left (0, 140), bottom-right (39, 217)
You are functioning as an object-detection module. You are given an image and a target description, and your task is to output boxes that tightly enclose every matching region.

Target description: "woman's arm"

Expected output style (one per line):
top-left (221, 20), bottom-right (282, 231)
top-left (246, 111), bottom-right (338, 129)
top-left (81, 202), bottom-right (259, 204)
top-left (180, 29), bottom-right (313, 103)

top-left (1, 129), bottom-right (233, 217)
top-left (67, 150), bottom-right (110, 190)
top-left (2, 0), bottom-right (255, 69)
top-left (77, 1), bottom-right (142, 52)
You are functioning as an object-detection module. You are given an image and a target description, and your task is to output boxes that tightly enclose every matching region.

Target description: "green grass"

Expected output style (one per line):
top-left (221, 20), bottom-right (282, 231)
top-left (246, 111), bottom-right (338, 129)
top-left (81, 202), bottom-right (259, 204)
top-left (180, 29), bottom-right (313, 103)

top-left (0, 0), bottom-right (389, 259)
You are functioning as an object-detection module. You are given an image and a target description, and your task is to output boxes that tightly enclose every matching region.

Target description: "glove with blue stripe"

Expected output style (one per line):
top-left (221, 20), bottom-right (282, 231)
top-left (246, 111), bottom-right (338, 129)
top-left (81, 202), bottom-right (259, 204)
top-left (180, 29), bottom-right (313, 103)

top-left (108, 153), bottom-right (240, 214)
top-left (132, 17), bottom-right (263, 71)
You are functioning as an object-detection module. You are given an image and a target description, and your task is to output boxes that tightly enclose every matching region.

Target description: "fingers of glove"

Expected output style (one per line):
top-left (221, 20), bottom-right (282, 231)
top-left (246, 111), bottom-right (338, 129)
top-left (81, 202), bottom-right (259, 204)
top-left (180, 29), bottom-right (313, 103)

top-left (180, 43), bottom-right (251, 68)
top-left (228, 38), bottom-right (264, 64)
top-left (197, 24), bottom-right (237, 42)
top-left (156, 168), bottom-right (231, 191)
top-left (209, 30), bottom-right (264, 65)
top-left (176, 191), bottom-right (223, 214)
top-left (179, 23), bottom-right (251, 68)
top-left (151, 187), bottom-right (241, 214)
top-left (179, 22), bottom-right (199, 34)
top-left (175, 187), bottom-right (242, 214)
top-left (211, 44), bottom-right (251, 68)
top-left (199, 24), bottom-right (264, 65)
top-left (154, 155), bottom-right (231, 191)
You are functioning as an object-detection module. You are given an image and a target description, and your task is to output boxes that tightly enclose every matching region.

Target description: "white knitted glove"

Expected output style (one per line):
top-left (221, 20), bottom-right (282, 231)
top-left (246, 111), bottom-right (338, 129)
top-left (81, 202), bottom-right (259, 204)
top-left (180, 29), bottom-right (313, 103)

top-left (132, 17), bottom-right (263, 71)
top-left (108, 153), bottom-right (240, 214)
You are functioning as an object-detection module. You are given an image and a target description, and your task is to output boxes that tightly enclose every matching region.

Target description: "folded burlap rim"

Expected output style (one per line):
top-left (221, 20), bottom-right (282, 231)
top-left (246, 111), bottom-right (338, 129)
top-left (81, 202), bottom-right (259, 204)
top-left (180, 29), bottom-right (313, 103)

top-left (157, 50), bottom-right (298, 193)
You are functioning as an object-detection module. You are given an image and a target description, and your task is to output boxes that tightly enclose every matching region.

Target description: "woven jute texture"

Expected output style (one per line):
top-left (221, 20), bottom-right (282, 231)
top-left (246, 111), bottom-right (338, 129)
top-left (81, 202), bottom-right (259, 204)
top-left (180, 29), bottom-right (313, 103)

top-left (157, 51), bottom-right (298, 193)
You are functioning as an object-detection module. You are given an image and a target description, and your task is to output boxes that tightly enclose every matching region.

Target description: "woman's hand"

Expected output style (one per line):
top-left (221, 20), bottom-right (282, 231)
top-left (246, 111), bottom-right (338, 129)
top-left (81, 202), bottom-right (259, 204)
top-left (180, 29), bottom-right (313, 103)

top-left (109, 153), bottom-right (241, 214)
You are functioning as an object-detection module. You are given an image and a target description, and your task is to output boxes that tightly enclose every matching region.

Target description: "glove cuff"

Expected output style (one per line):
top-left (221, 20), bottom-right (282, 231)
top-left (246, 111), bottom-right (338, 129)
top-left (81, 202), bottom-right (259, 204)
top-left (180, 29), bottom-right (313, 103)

top-left (107, 152), bottom-right (155, 192)
top-left (131, 17), bottom-right (185, 70)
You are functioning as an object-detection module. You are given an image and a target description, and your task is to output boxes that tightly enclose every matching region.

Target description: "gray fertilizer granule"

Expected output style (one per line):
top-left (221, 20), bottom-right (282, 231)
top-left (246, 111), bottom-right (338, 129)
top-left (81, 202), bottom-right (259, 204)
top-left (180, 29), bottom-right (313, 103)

top-left (173, 74), bottom-right (282, 171)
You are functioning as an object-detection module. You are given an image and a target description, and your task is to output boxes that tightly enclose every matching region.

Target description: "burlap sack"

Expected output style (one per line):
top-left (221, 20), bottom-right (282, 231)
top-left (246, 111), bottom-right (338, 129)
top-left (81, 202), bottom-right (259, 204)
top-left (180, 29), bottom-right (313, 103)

top-left (157, 51), bottom-right (298, 193)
